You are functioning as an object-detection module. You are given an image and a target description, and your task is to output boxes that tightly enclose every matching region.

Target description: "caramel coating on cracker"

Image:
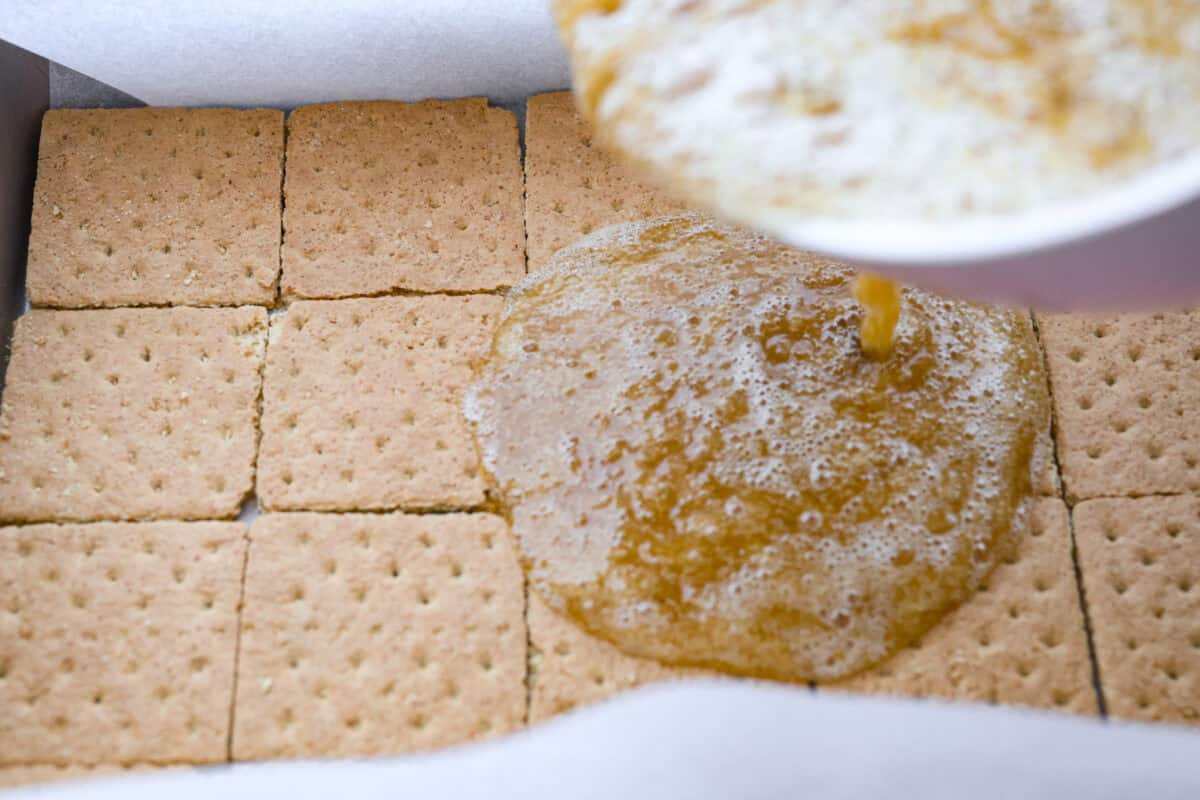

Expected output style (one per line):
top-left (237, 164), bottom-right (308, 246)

top-left (468, 214), bottom-right (1049, 681)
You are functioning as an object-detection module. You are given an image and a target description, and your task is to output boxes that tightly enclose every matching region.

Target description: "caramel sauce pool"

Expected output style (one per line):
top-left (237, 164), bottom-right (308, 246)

top-left (465, 215), bottom-right (1049, 682)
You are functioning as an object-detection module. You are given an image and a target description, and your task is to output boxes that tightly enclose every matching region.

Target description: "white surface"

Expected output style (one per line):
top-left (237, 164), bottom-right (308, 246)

top-left (0, 0), bottom-right (570, 107)
top-left (10, 683), bottom-right (1200, 799)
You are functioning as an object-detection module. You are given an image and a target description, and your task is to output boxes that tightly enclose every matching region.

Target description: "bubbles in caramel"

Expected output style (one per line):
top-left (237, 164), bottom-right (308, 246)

top-left (465, 214), bottom-right (1049, 682)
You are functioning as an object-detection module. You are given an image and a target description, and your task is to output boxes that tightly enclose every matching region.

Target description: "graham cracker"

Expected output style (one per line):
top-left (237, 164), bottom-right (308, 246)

top-left (256, 295), bottom-right (500, 512)
top-left (830, 498), bottom-right (1097, 715)
top-left (0, 307), bottom-right (267, 523)
top-left (282, 99), bottom-right (524, 298)
top-left (1073, 496), bottom-right (1200, 724)
top-left (232, 512), bottom-right (525, 759)
top-left (0, 521), bottom-right (246, 764)
top-left (27, 108), bottom-right (283, 308)
top-left (0, 764), bottom-right (164, 790)
top-left (1036, 311), bottom-right (1200, 501)
top-left (528, 590), bottom-right (708, 723)
top-left (524, 91), bottom-right (686, 271)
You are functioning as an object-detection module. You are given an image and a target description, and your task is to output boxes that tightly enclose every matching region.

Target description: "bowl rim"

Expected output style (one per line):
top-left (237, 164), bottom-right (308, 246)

top-left (740, 149), bottom-right (1200, 267)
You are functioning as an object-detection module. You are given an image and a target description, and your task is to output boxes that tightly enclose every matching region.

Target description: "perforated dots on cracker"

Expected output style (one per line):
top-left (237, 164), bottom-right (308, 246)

top-left (256, 295), bottom-right (500, 512)
top-left (1038, 311), bottom-right (1200, 501)
top-left (832, 499), bottom-right (1096, 715)
top-left (0, 307), bottom-right (267, 523)
top-left (524, 92), bottom-right (687, 271)
top-left (0, 521), bottom-right (246, 764)
top-left (233, 512), bottom-right (525, 759)
top-left (1074, 496), bottom-right (1200, 724)
top-left (282, 99), bottom-right (524, 298)
top-left (27, 107), bottom-right (283, 308)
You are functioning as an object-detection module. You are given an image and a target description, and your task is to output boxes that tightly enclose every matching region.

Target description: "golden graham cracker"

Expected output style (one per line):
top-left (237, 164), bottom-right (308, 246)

top-left (0, 764), bottom-right (167, 790)
top-left (256, 295), bottom-right (500, 512)
top-left (27, 108), bottom-right (283, 308)
top-left (0, 307), bottom-right (267, 523)
top-left (1036, 311), bottom-right (1200, 501)
top-left (524, 91), bottom-right (686, 271)
top-left (232, 512), bottom-right (525, 759)
top-left (282, 99), bottom-right (524, 298)
top-left (528, 590), bottom-right (709, 723)
top-left (830, 498), bottom-right (1097, 715)
top-left (0, 765), bottom-right (110, 790)
top-left (0, 522), bottom-right (246, 765)
top-left (1073, 496), bottom-right (1200, 724)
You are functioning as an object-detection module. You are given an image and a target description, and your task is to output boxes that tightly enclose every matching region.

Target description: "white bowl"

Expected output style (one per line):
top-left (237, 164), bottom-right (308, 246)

top-left (758, 150), bottom-right (1200, 311)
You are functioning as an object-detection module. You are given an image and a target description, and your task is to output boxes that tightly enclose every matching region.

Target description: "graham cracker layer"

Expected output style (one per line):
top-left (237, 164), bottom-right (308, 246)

top-left (1037, 311), bottom-right (1200, 500)
top-left (28, 108), bottom-right (283, 308)
top-left (831, 498), bottom-right (1097, 716)
top-left (233, 512), bottom-right (525, 759)
top-left (0, 764), bottom-right (166, 790)
top-left (256, 295), bottom-right (501, 512)
top-left (527, 590), bottom-right (709, 723)
top-left (0, 522), bottom-right (246, 764)
top-left (1074, 495), bottom-right (1200, 724)
top-left (524, 91), bottom-right (686, 272)
top-left (282, 99), bottom-right (524, 298)
top-left (0, 307), bottom-right (266, 523)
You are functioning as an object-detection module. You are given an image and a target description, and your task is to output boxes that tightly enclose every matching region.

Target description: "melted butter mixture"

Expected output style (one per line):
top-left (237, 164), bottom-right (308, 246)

top-left (465, 214), bottom-right (1049, 682)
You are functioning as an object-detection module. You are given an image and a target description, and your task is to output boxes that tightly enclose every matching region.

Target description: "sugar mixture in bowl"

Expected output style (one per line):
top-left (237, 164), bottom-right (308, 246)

top-left (555, 0), bottom-right (1200, 222)
top-left (465, 214), bottom-right (1050, 681)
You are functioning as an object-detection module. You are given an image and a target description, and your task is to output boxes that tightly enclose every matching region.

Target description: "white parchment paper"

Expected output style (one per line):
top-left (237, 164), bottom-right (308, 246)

top-left (0, 0), bottom-right (569, 107)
